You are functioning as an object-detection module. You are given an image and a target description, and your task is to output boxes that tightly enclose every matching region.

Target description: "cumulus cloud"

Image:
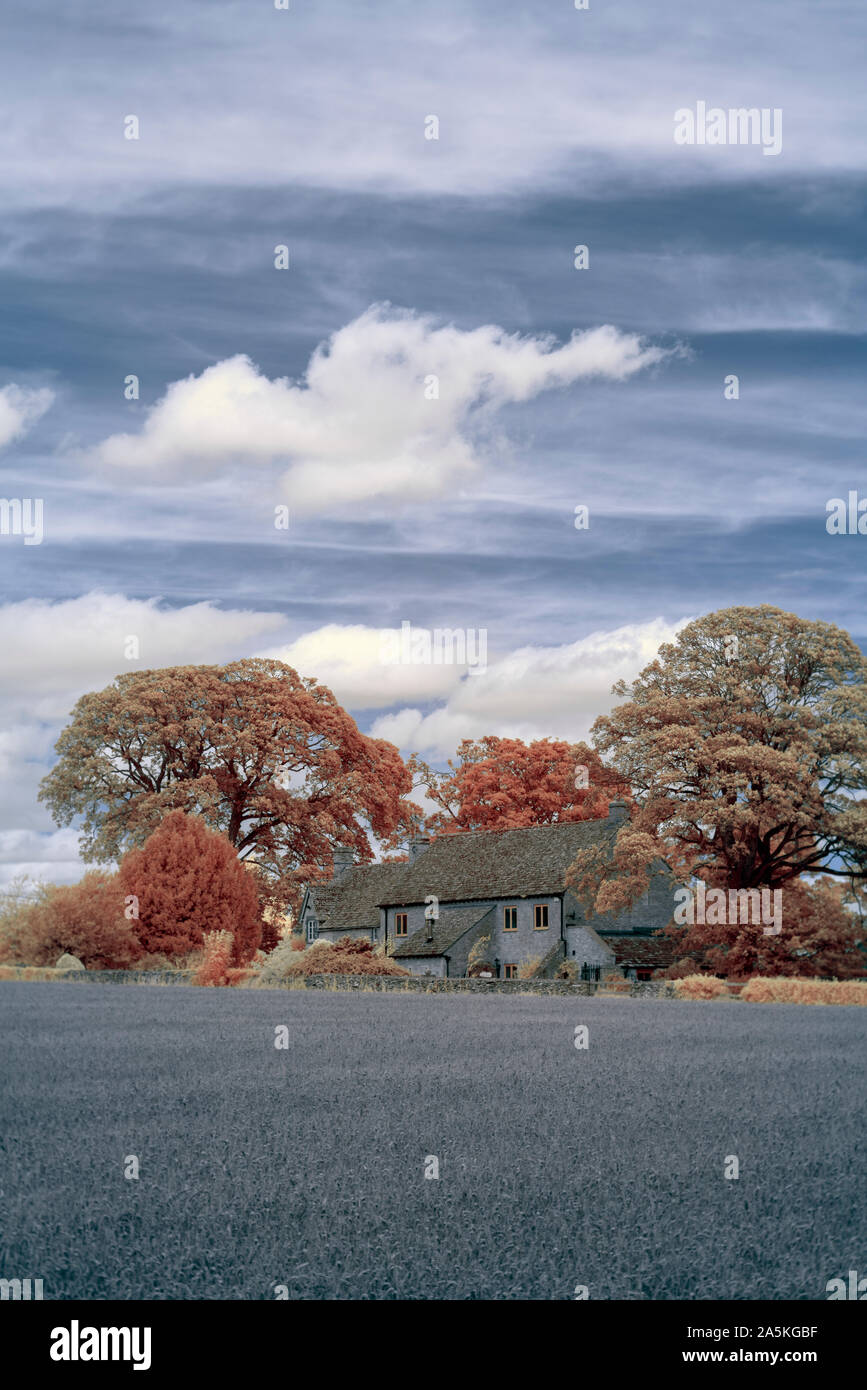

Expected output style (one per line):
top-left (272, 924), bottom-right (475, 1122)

top-left (369, 616), bottom-right (691, 757)
top-left (261, 623), bottom-right (466, 708)
top-left (0, 592), bottom-right (287, 723)
top-left (0, 592), bottom-right (291, 881)
top-left (91, 306), bottom-right (670, 510)
top-left (0, 383), bottom-right (54, 448)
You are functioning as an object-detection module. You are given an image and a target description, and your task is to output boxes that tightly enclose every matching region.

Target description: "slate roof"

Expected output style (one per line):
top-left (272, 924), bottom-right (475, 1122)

top-left (392, 904), bottom-right (493, 959)
top-left (308, 862), bottom-right (408, 931)
top-left (599, 934), bottom-right (675, 968)
top-left (377, 819), bottom-right (614, 907)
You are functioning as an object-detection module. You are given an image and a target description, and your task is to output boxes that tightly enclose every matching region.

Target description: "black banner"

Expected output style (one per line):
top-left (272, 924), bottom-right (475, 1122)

top-left (5, 1299), bottom-right (861, 1375)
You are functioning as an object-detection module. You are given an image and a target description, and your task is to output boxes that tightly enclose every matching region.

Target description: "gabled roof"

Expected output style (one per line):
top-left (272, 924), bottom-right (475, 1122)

top-left (307, 862), bottom-right (408, 931)
top-left (378, 819), bottom-right (614, 907)
top-left (392, 904), bottom-right (493, 959)
top-left (599, 934), bottom-right (675, 968)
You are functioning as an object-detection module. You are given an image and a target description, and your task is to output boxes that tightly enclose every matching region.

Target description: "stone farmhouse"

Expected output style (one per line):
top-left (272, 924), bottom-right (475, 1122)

top-left (298, 801), bottom-right (677, 981)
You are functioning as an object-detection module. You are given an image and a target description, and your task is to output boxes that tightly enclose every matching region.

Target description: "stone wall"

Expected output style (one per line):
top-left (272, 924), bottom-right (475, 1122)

top-left (0, 966), bottom-right (678, 997)
top-left (280, 974), bottom-right (678, 997)
top-left (0, 966), bottom-right (195, 985)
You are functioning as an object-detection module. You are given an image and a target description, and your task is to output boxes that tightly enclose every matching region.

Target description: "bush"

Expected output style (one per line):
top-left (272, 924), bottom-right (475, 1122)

top-left (0, 872), bottom-right (141, 970)
top-left (467, 933), bottom-right (492, 970)
top-left (192, 931), bottom-right (235, 986)
top-left (673, 974), bottom-right (730, 1000)
top-left (740, 977), bottom-right (867, 1006)
top-left (136, 950), bottom-right (200, 972)
top-left (658, 957), bottom-right (706, 981)
top-left (517, 953), bottom-right (545, 980)
top-left (119, 810), bottom-right (262, 963)
top-left (255, 934), bottom-right (409, 983)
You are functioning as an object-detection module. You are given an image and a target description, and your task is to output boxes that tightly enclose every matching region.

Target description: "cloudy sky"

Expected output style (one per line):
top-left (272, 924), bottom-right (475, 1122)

top-left (1, 0), bottom-right (865, 885)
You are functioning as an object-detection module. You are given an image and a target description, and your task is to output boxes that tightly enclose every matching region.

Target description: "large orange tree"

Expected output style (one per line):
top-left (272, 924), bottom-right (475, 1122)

top-left (40, 658), bottom-right (416, 913)
top-left (567, 606), bottom-right (867, 922)
top-left (418, 736), bottom-right (628, 833)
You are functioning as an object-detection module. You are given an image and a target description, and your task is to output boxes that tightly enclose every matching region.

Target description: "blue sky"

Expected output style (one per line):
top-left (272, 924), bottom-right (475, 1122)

top-left (0, 0), bottom-right (865, 883)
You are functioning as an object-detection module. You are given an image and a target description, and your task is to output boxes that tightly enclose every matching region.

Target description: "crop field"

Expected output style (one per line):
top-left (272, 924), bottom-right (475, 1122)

top-left (0, 981), bottom-right (863, 1300)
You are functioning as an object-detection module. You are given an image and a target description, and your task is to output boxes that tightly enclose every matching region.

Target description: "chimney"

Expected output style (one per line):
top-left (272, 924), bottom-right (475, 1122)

top-left (332, 847), bottom-right (355, 880)
top-left (409, 834), bottom-right (430, 863)
top-left (607, 799), bottom-right (629, 826)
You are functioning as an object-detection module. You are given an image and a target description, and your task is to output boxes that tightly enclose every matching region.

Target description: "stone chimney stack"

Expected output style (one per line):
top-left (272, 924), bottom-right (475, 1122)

top-left (332, 847), bottom-right (355, 880)
top-left (607, 799), bottom-right (629, 826)
top-left (409, 834), bottom-right (430, 863)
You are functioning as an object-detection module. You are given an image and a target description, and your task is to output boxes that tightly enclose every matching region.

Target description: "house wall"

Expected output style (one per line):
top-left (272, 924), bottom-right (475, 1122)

top-left (386, 897), bottom-right (562, 976)
top-left (563, 924), bottom-right (615, 971)
top-left (487, 896), bottom-right (562, 975)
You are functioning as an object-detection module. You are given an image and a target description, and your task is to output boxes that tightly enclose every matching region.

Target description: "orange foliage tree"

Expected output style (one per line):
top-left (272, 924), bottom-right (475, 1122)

top-left (39, 658), bottom-right (418, 914)
top-left (119, 810), bottom-right (262, 962)
top-left (0, 871), bottom-right (140, 970)
top-left (417, 736), bottom-right (629, 834)
top-left (567, 607), bottom-right (867, 921)
top-left (662, 878), bottom-right (864, 980)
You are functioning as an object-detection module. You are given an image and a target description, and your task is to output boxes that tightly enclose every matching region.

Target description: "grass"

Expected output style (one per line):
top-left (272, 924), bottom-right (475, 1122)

top-left (0, 981), bottom-right (863, 1300)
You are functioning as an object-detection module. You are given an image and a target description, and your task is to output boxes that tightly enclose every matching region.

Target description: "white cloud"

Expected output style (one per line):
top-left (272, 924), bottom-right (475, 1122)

top-left (261, 623), bottom-right (465, 708)
top-left (0, 592), bottom-right (287, 723)
top-left (0, 383), bottom-right (54, 448)
top-left (0, 592), bottom-right (290, 880)
top-left (91, 306), bottom-right (669, 510)
top-left (0, 828), bottom-right (83, 891)
top-left (369, 616), bottom-right (691, 756)
top-left (1, 3), bottom-right (864, 210)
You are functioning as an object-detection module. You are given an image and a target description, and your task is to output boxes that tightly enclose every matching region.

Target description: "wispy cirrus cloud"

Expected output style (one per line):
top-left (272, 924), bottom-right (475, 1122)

top-left (1, 1), bottom-right (865, 211)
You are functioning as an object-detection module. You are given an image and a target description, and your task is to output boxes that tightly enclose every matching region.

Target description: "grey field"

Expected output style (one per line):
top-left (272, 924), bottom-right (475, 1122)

top-left (0, 983), bottom-right (863, 1301)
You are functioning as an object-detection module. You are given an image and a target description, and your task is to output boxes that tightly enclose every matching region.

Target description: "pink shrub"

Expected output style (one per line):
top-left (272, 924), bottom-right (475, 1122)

top-left (741, 977), bottom-right (867, 1006)
top-left (192, 930), bottom-right (235, 987)
top-left (673, 974), bottom-right (730, 1000)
